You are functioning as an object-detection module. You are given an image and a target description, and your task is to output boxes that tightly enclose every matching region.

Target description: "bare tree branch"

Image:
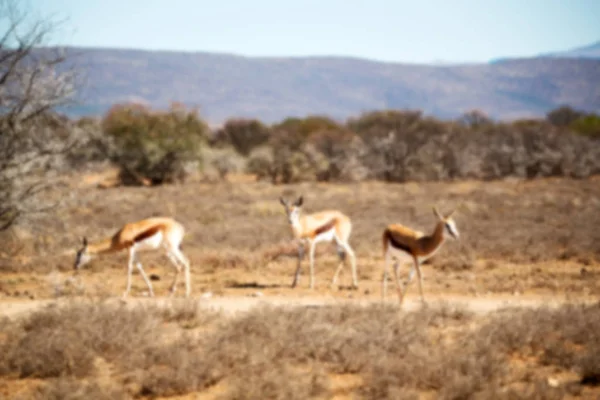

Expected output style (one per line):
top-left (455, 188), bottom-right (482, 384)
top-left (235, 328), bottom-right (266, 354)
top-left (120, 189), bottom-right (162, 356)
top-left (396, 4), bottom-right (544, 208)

top-left (0, 0), bottom-right (78, 231)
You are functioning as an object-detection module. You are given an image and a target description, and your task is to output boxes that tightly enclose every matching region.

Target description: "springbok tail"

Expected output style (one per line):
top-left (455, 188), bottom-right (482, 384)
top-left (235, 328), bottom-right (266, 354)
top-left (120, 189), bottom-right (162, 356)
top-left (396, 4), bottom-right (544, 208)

top-left (382, 229), bottom-right (390, 256)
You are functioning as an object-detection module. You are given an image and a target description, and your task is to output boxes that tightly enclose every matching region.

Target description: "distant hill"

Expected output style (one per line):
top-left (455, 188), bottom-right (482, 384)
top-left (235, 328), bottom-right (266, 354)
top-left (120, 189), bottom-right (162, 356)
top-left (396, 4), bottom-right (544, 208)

top-left (57, 47), bottom-right (600, 123)
top-left (541, 41), bottom-right (600, 59)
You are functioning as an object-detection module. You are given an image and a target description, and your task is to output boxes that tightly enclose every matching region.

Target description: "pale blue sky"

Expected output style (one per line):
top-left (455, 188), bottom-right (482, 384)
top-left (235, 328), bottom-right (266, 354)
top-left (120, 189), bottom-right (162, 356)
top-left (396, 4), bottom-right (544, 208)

top-left (28, 0), bottom-right (600, 63)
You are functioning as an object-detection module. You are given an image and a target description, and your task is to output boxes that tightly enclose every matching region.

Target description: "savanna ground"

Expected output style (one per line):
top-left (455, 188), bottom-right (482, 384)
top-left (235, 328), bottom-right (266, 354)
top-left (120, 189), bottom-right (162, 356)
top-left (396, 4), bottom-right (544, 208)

top-left (1, 171), bottom-right (600, 399)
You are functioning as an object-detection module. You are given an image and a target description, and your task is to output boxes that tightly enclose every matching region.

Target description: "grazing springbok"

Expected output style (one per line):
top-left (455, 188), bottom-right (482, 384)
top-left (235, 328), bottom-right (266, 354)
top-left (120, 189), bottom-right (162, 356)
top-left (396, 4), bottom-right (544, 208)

top-left (279, 196), bottom-right (358, 289)
top-left (74, 217), bottom-right (191, 298)
top-left (382, 207), bottom-right (459, 305)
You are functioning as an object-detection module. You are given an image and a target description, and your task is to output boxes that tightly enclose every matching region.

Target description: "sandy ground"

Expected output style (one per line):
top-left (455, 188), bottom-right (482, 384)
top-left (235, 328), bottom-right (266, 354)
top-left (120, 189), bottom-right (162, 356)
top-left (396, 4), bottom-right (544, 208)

top-left (1, 291), bottom-right (591, 321)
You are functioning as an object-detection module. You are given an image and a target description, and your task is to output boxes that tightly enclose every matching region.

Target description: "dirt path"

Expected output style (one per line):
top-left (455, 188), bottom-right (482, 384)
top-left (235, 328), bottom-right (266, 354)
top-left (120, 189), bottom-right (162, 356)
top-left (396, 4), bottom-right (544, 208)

top-left (1, 293), bottom-right (589, 320)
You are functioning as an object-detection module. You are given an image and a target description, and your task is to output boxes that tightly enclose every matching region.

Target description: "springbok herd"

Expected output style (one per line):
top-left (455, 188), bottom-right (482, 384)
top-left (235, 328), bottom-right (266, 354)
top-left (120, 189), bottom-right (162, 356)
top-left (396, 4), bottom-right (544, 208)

top-left (73, 196), bottom-right (460, 306)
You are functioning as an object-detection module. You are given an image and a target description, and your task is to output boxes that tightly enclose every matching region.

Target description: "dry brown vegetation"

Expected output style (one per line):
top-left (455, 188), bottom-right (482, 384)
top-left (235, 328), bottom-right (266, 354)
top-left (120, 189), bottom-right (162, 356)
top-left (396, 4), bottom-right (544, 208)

top-left (68, 108), bottom-right (600, 191)
top-left (1, 300), bottom-right (600, 399)
top-left (1, 176), bottom-right (599, 299)
top-left (2, 107), bottom-right (600, 399)
top-left (0, 175), bottom-right (599, 398)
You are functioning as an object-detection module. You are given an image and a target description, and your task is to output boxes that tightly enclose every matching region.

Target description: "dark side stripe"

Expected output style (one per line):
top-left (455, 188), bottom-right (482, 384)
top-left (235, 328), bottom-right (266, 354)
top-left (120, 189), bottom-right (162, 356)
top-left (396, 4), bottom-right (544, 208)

top-left (385, 230), bottom-right (411, 253)
top-left (134, 225), bottom-right (163, 243)
top-left (314, 219), bottom-right (337, 236)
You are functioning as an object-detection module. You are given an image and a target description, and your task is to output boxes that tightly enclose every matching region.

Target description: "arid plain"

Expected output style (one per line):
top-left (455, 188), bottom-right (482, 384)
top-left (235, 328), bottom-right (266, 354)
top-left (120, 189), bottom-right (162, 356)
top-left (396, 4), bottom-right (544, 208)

top-left (1, 171), bottom-right (599, 399)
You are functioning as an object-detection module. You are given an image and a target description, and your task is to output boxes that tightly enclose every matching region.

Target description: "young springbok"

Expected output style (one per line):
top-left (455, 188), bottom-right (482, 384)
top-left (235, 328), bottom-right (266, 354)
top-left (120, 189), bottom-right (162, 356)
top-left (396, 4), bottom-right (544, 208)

top-left (382, 207), bottom-right (459, 305)
top-left (279, 196), bottom-right (358, 289)
top-left (74, 217), bottom-right (191, 298)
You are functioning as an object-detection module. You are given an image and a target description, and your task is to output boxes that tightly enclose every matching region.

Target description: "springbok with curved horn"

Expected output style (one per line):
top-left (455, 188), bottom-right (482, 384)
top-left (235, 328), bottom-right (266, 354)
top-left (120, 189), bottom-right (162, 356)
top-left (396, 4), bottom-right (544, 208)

top-left (279, 196), bottom-right (358, 290)
top-left (73, 217), bottom-right (191, 298)
top-left (382, 207), bottom-right (459, 305)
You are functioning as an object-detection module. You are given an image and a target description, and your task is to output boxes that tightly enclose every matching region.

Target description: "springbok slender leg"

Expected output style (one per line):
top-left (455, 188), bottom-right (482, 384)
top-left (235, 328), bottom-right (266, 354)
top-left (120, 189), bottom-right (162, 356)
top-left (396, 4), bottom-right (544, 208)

top-left (291, 241), bottom-right (305, 288)
top-left (413, 256), bottom-right (425, 305)
top-left (123, 247), bottom-right (136, 298)
top-left (308, 240), bottom-right (317, 289)
top-left (172, 247), bottom-right (191, 297)
top-left (165, 250), bottom-right (182, 296)
top-left (396, 262), bottom-right (419, 306)
top-left (406, 265), bottom-right (416, 287)
top-left (392, 260), bottom-right (405, 305)
top-left (382, 252), bottom-right (392, 301)
top-left (342, 241), bottom-right (358, 288)
top-left (135, 259), bottom-right (155, 297)
top-left (330, 242), bottom-right (346, 288)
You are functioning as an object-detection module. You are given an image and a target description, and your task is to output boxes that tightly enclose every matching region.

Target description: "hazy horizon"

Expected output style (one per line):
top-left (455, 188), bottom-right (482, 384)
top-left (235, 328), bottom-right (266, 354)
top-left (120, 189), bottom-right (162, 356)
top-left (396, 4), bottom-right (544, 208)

top-left (29, 0), bottom-right (600, 64)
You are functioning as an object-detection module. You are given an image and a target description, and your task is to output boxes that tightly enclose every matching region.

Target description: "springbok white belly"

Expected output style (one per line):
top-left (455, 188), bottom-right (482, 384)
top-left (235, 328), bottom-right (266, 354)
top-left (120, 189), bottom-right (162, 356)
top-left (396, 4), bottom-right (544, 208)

top-left (314, 228), bottom-right (336, 244)
top-left (134, 232), bottom-right (164, 251)
top-left (386, 243), bottom-right (413, 265)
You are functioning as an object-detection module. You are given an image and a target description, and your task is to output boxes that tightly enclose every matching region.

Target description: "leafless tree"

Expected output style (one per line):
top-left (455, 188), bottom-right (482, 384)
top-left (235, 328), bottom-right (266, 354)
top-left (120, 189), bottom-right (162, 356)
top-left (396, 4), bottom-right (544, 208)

top-left (458, 109), bottom-right (493, 128)
top-left (0, 0), bottom-right (77, 231)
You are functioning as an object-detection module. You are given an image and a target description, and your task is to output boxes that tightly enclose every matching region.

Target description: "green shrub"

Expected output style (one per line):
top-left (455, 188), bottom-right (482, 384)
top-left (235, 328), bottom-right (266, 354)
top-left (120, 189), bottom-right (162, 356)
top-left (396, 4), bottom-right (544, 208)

top-left (571, 114), bottom-right (600, 140)
top-left (546, 105), bottom-right (585, 127)
top-left (213, 118), bottom-right (271, 156)
top-left (273, 115), bottom-right (340, 138)
top-left (102, 102), bottom-right (208, 185)
top-left (246, 147), bottom-right (276, 181)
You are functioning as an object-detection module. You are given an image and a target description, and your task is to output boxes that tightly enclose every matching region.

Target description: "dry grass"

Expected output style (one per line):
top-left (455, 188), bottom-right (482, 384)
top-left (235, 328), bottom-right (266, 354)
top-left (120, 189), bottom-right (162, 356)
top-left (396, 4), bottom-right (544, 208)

top-left (3, 300), bottom-right (599, 398)
top-left (2, 175), bottom-right (600, 398)
top-left (1, 177), bottom-right (599, 300)
top-left (0, 301), bottom-right (160, 378)
top-left (479, 302), bottom-right (600, 374)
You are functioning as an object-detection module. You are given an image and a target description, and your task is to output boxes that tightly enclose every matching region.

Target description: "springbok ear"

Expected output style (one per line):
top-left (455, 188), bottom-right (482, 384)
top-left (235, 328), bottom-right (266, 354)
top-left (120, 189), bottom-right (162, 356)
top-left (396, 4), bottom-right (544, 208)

top-left (82, 237), bottom-right (88, 247)
top-left (295, 195), bottom-right (303, 207)
top-left (433, 206), bottom-right (443, 220)
top-left (279, 197), bottom-right (287, 207)
top-left (445, 208), bottom-right (457, 219)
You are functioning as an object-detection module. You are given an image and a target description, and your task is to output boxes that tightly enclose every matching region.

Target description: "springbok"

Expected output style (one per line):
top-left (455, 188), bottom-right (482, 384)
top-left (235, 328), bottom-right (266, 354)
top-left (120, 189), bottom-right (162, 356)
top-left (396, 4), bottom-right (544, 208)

top-left (279, 196), bottom-right (358, 289)
top-left (74, 217), bottom-right (191, 298)
top-left (382, 207), bottom-right (459, 305)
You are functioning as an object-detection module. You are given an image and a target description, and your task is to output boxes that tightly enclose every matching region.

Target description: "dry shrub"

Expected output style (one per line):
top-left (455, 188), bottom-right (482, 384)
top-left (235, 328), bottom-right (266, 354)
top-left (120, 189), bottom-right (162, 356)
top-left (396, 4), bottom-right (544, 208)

top-left (223, 361), bottom-right (329, 400)
top-left (3, 300), bottom-right (600, 398)
top-left (479, 380), bottom-right (567, 400)
top-left (479, 302), bottom-right (600, 381)
top-left (306, 128), bottom-right (369, 182)
top-left (210, 303), bottom-right (473, 381)
top-left (246, 146), bottom-right (276, 181)
top-left (158, 298), bottom-right (222, 328)
top-left (361, 307), bottom-right (500, 399)
top-left (136, 335), bottom-right (217, 397)
top-left (0, 299), bottom-right (223, 397)
top-left (202, 146), bottom-right (247, 181)
top-left (240, 110), bottom-right (600, 184)
top-left (206, 304), bottom-right (419, 374)
top-left (254, 115), bottom-right (365, 184)
top-left (358, 302), bottom-right (600, 398)
top-left (0, 301), bottom-right (160, 378)
top-left (133, 303), bottom-right (475, 398)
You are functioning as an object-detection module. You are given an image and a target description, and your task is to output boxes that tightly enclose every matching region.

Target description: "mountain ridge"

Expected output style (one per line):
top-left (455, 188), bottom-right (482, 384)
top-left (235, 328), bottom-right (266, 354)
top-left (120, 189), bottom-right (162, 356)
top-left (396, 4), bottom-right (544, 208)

top-left (55, 45), bottom-right (600, 123)
top-left (540, 40), bottom-right (600, 59)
